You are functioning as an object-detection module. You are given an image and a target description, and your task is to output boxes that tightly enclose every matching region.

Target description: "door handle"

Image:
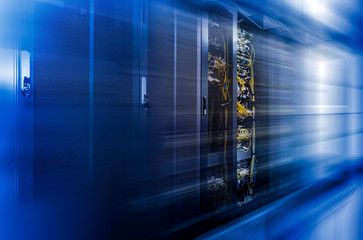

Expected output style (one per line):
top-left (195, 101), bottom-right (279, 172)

top-left (141, 76), bottom-right (148, 109)
top-left (203, 96), bottom-right (207, 116)
top-left (21, 51), bottom-right (31, 99)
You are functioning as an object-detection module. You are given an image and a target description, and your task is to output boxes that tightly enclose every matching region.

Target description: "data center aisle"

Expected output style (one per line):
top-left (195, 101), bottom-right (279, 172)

top-left (198, 172), bottom-right (363, 240)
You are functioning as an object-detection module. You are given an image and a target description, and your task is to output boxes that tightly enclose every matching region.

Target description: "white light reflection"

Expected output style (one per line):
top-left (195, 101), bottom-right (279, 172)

top-left (289, 0), bottom-right (352, 33)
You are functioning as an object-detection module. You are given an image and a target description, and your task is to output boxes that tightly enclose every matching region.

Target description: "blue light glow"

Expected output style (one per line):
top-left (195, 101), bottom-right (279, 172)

top-left (0, 0), bottom-right (363, 239)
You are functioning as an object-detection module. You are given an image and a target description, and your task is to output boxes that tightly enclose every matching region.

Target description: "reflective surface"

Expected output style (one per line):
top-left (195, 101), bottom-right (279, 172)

top-left (199, 172), bottom-right (363, 240)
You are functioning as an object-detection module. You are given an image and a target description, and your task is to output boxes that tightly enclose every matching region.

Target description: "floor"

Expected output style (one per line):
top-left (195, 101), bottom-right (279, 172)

top-left (198, 174), bottom-right (363, 240)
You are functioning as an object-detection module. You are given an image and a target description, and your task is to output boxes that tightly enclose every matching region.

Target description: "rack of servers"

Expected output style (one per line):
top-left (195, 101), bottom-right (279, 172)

top-left (2, 0), bottom-right (276, 239)
top-left (142, 2), bottom-right (271, 236)
top-left (201, 6), bottom-right (267, 211)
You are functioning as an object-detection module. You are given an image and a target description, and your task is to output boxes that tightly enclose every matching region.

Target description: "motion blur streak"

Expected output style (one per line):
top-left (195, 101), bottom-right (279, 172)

top-left (0, 0), bottom-right (363, 239)
top-left (199, 176), bottom-right (363, 239)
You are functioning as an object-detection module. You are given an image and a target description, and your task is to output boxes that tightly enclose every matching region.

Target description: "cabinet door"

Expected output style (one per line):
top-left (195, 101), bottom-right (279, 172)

top-left (201, 8), bottom-right (236, 211)
top-left (140, 0), bottom-right (201, 234)
top-left (32, 0), bottom-right (90, 198)
top-left (30, 0), bottom-right (139, 237)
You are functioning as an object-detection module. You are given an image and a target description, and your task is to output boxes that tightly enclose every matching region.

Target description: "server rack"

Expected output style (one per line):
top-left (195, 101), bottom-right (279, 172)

top-left (11, 0), bottom-right (270, 238)
top-left (200, 3), bottom-right (268, 213)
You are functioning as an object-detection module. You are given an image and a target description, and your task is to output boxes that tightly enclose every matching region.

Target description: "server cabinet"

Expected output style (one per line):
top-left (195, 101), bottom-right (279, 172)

top-left (19, 0), bottom-right (138, 238)
top-left (11, 0), bottom-right (269, 238)
top-left (32, 0), bottom-right (91, 199)
top-left (18, 0), bottom-right (137, 198)
top-left (200, 4), bottom-right (269, 213)
top-left (0, 1), bottom-right (34, 208)
top-left (140, 0), bottom-right (201, 236)
top-left (201, 6), bottom-right (236, 211)
top-left (236, 12), bottom-right (267, 205)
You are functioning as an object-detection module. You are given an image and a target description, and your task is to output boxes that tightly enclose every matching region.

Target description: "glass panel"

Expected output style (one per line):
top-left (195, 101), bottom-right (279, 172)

top-left (207, 11), bottom-right (233, 209)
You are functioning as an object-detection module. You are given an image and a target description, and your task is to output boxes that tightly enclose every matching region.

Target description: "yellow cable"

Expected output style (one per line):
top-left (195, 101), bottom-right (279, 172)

top-left (237, 102), bottom-right (253, 117)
